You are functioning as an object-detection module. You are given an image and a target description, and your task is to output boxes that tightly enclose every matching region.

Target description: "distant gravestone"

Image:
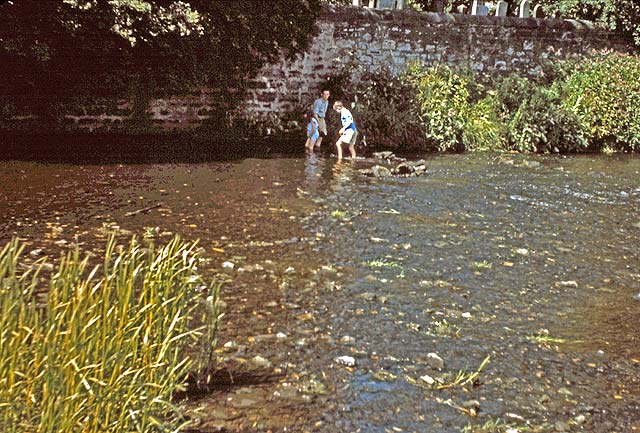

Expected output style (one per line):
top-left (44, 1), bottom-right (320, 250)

top-left (456, 4), bottom-right (468, 14)
top-left (519, 0), bottom-right (530, 17)
top-left (471, 0), bottom-right (483, 15)
top-left (352, 0), bottom-right (360, 5)
top-left (377, 0), bottom-right (395, 9)
top-left (396, 0), bottom-right (405, 9)
top-left (532, 4), bottom-right (545, 18)
top-left (472, 1), bottom-right (489, 16)
top-left (495, 0), bottom-right (508, 16)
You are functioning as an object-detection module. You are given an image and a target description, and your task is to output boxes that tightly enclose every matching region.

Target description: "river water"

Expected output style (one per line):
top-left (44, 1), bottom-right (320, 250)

top-left (1, 153), bottom-right (639, 433)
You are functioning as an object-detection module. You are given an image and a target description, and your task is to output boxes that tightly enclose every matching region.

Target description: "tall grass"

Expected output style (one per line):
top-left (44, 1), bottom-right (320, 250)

top-left (0, 235), bottom-right (221, 433)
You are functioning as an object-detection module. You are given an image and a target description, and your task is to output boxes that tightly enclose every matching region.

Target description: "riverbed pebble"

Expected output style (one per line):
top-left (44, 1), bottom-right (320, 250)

top-left (222, 261), bottom-right (235, 270)
top-left (462, 400), bottom-right (480, 410)
top-left (251, 356), bottom-right (272, 368)
top-left (574, 414), bottom-right (587, 425)
top-left (426, 353), bottom-right (444, 370)
top-left (340, 336), bottom-right (356, 346)
top-left (29, 248), bottom-right (44, 257)
top-left (419, 374), bottom-right (435, 385)
top-left (335, 356), bottom-right (356, 367)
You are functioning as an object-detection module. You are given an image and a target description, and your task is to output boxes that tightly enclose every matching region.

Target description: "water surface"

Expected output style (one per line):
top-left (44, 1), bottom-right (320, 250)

top-left (1, 153), bottom-right (639, 432)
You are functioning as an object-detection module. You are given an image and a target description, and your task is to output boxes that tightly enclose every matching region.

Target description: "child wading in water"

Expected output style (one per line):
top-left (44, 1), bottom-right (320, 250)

top-left (332, 101), bottom-right (357, 160)
top-left (304, 110), bottom-right (320, 155)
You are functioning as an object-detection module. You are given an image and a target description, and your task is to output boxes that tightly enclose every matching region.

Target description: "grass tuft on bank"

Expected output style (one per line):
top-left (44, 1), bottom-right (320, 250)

top-left (0, 234), bottom-right (221, 433)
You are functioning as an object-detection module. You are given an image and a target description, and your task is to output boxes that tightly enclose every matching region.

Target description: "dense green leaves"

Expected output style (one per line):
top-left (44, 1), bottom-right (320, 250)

top-left (351, 69), bottom-right (425, 149)
top-left (563, 53), bottom-right (640, 151)
top-left (330, 53), bottom-right (639, 153)
top-left (407, 65), bottom-right (503, 152)
top-left (494, 75), bottom-right (588, 153)
top-left (0, 0), bottom-right (321, 114)
top-left (537, 0), bottom-right (640, 46)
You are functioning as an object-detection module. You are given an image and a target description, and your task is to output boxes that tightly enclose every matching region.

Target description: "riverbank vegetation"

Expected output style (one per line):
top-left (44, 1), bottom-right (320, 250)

top-left (332, 52), bottom-right (640, 153)
top-left (0, 235), bottom-right (221, 433)
top-left (2, 1), bottom-right (639, 155)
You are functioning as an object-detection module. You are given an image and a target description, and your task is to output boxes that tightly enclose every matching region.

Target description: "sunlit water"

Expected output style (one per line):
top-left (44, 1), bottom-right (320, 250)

top-left (1, 153), bottom-right (639, 432)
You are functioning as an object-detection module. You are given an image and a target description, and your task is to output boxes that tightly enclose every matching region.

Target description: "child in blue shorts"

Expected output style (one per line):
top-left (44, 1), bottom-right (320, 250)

top-left (305, 110), bottom-right (320, 155)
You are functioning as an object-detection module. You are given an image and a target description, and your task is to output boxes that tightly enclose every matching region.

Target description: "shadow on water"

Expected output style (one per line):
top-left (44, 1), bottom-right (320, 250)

top-left (1, 132), bottom-right (307, 164)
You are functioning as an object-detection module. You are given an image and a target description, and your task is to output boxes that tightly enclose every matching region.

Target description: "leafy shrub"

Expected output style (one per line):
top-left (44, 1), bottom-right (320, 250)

top-left (563, 52), bottom-right (640, 151)
top-left (463, 96), bottom-right (505, 152)
top-left (495, 75), bottom-right (588, 153)
top-left (310, 53), bottom-right (639, 154)
top-left (350, 69), bottom-right (427, 150)
top-left (407, 64), bottom-right (503, 152)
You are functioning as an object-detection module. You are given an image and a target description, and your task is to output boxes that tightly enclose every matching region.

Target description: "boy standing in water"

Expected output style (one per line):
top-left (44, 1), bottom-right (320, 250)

top-left (333, 101), bottom-right (357, 160)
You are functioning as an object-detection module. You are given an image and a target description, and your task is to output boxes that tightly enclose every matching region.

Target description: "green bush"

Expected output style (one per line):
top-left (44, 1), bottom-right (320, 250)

top-left (495, 75), bottom-right (588, 153)
top-left (0, 235), bottom-right (221, 433)
top-left (351, 69), bottom-right (427, 150)
top-left (407, 64), bottom-right (503, 152)
top-left (312, 53), bottom-right (640, 154)
top-left (563, 52), bottom-right (640, 151)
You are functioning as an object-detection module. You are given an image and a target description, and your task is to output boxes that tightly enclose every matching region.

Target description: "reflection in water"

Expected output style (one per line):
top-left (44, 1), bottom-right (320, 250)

top-left (329, 160), bottom-right (358, 193)
top-left (303, 154), bottom-right (325, 193)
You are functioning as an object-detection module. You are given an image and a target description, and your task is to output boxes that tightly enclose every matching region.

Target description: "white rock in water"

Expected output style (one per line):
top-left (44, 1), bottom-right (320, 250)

top-left (515, 248), bottom-right (529, 255)
top-left (419, 374), bottom-right (435, 385)
top-left (252, 356), bottom-right (272, 368)
top-left (426, 352), bottom-right (444, 370)
top-left (222, 261), bottom-right (235, 269)
top-left (340, 336), bottom-right (356, 345)
top-left (335, 356), bottom-right (356, 367)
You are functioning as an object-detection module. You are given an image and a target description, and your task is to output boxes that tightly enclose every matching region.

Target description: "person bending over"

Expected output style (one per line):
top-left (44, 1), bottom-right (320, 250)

top-left (332, 100), bottom-right (357, 160)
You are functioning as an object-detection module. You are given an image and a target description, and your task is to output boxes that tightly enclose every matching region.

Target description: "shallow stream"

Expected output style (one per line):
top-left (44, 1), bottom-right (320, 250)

top-left (1, 153), bottom-right (639, 432)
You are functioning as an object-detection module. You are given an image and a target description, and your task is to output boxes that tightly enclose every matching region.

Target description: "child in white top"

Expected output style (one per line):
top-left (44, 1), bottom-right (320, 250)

top-left (332, 101), bottom-right (358, 160)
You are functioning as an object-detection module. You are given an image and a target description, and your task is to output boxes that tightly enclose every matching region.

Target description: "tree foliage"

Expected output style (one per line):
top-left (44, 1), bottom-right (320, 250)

top-left (537, 0), bottom-right (640, 46)
top-left (0, 0), bottom-right (321, 113)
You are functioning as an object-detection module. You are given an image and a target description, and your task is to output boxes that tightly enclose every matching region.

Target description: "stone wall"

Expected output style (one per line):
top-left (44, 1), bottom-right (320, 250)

top-left (28, 5), bottom-right (632, 130)
top-left (246, 5), bottom-right (631, 115)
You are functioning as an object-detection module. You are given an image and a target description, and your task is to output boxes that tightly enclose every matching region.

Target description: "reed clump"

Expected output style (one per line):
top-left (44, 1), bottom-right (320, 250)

top-left (0, 234), bottom-right (221, 433)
